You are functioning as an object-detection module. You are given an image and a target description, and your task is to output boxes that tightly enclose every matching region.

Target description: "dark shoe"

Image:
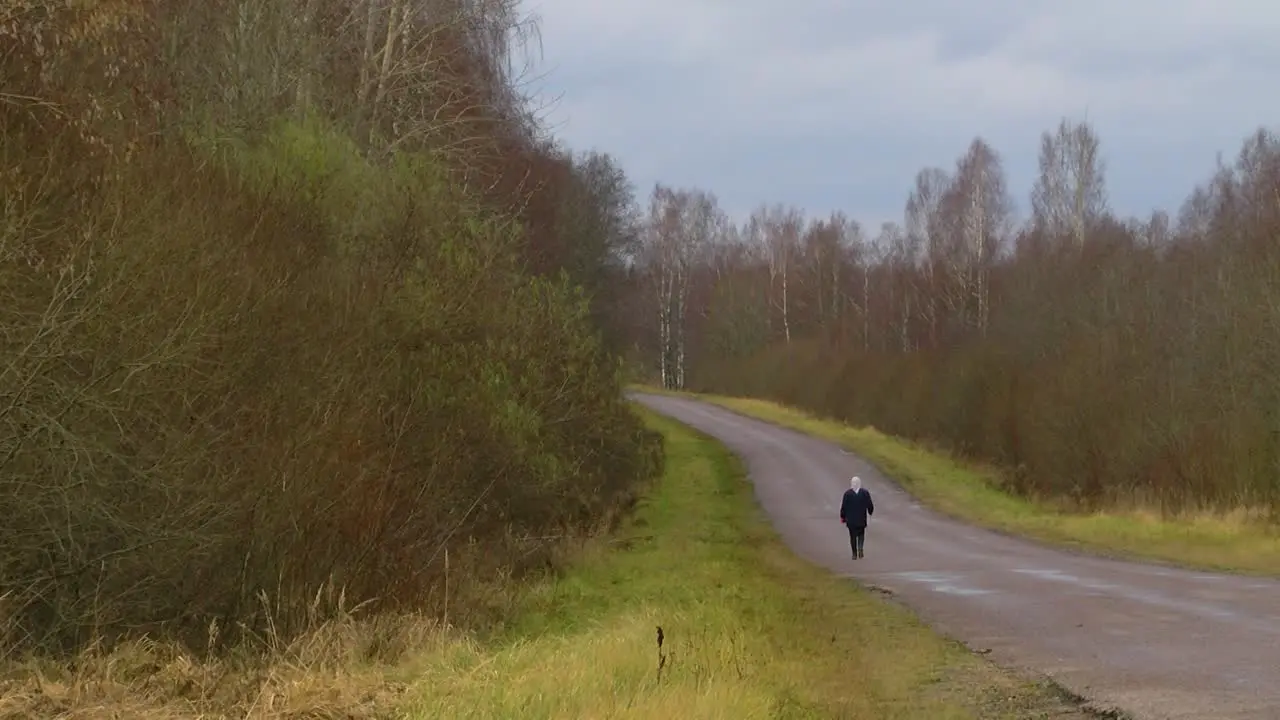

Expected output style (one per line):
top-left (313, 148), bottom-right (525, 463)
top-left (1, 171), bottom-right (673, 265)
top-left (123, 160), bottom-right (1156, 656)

top-left (857, 549), bottom-right (865, 558)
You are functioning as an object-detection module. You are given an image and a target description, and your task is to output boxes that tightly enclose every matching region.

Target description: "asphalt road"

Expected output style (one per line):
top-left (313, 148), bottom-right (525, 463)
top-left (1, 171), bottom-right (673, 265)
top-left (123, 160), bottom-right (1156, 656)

top-left (634, 393), bottom-right (1280, 720)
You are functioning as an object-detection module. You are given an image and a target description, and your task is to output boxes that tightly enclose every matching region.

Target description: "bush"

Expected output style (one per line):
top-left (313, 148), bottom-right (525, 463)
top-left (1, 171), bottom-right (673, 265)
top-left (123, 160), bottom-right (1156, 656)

top-left (1, 8), bottom-right (661, 656)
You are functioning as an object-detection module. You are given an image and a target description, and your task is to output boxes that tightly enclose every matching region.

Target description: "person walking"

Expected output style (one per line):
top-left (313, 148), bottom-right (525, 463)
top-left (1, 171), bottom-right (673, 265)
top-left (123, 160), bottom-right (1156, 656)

top-left (839, 476), bottom-right (874, 559)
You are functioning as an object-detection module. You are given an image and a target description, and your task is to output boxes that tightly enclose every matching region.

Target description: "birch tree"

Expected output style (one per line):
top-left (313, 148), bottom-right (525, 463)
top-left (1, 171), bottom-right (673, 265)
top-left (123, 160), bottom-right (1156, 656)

top-left (675, 189), bottom-right (725, 387)
top-left (943, 138), bottom-right (1012, 337)
top-left (905, 167), bottom-right (951, 347)
top-left (1030, 118), bottom-right (1108, 248)
top-left (879, 221), bottom-right (917, 352)
top-left (644, 185), bottom-right (680, 388)
top-left (800, 211), bottom-right (858, 329)
top-left (346, 0), bottom-right (535, 150)
top-left (828, 212), bottom-right (860, 324)
top-left (748, 204), bottom-right (803, 344)
top-left (642, 184), bottom-right (719, 388)
top-left (851, 226), bottom-right (890, 351)
top-left (700, 226), bottom-right (771, 364)
top-left (1232, 128), bottom-right (1280, 242)
top-left (801, 219), bottom-right (830, 328)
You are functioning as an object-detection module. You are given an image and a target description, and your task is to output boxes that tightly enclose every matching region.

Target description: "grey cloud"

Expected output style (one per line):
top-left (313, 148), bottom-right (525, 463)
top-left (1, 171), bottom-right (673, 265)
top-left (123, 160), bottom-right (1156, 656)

top-left (526, 0), bottom-right (1280, 225)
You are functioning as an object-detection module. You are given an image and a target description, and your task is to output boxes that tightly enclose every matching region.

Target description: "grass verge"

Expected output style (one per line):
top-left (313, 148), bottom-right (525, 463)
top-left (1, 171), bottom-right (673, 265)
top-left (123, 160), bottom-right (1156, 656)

top-left (637, 387), bottom-right (1280, 577)
top-left (401, 408), bottom-right (1085, 719)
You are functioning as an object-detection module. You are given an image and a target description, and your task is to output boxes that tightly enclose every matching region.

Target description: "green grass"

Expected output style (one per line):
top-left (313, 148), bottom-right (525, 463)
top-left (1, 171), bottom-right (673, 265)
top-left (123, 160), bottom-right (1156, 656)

top-left (401, 408), bottom-right (1083, 719)
top-left (638, 387), bottom-right (1280, 577)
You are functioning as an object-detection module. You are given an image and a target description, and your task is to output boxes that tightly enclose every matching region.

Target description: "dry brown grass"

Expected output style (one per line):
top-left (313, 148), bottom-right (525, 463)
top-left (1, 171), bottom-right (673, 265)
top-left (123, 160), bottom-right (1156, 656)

top-left (0, 610), bottom-right (442, 719)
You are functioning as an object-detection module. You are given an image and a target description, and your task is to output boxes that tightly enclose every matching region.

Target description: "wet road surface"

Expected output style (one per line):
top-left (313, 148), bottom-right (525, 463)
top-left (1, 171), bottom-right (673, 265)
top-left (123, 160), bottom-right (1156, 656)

top-left (634, 393), bottom-right (1280, 720)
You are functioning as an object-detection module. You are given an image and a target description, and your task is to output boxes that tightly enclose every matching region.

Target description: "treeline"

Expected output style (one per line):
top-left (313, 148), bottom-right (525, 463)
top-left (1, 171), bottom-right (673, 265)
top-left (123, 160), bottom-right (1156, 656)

top-left (622, 119), bottom-right (1280, 515)
top-left (1, 0), bottom-right (660, 655)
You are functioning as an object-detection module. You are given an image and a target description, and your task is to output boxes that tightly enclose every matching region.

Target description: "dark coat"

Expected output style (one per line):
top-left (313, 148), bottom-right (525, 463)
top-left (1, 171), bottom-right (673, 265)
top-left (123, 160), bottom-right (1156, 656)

top-left (839, 487), bottom-right (874, 528)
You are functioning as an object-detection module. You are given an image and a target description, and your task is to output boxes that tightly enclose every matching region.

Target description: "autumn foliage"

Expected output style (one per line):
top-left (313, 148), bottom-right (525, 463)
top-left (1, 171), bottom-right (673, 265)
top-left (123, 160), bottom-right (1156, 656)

top-left (1, 0), bottom-right (660, 656)
top-left (625, 121), bottom-right (1280, 517)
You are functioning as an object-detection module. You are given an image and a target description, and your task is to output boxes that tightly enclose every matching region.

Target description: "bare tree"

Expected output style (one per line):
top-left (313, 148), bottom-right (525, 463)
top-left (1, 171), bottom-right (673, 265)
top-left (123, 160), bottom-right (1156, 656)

top-left (1232, 128), bottom-right (1280, 238)
top-left (800, 216), bottom-right (838, 327)
top-left (640, 184), bottom-right (720, 388)
top-left (705, 222), bottom-right (746, 282)
top-left (750, 204), bottom-right (803, 344)
top-left (905, 167), bottom-right (951, 347)
top-left (943, 138), bottom-right (1013, 336)
top-left (1176, 184), bottom-right (1215, 243)
top-left (1030, 117), bottom-right (1109, 248)
top-left (675, 189), bottom-right (726, 387)
top-left (642, 185), bottom-right (680, 388)
top-left (850, 226), bottom-right (894, 351)
top-left (879, 221), bottom-right (917, 352)
top-left (828, 212), bottom-right (861, 324)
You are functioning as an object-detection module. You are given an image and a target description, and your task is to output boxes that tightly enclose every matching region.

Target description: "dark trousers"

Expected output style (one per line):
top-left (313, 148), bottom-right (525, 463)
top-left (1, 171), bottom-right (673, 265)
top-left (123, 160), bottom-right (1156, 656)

top-left (847, 524), bottom-right (866, 556)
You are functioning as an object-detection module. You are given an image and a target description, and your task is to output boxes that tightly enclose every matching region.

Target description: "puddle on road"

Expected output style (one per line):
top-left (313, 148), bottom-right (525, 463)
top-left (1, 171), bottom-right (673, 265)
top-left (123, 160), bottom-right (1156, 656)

top-left (1011, 567), bottom-right (1120, 593)
top-left (886, 571), bottom-right (994, 597)
top-left (1011, 568), bottom-right (1245, 623)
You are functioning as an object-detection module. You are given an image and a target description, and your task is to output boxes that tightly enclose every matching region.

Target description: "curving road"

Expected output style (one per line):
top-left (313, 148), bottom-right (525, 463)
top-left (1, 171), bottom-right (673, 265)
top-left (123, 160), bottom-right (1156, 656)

top-left (634, 393), bottom-right (1280, 720)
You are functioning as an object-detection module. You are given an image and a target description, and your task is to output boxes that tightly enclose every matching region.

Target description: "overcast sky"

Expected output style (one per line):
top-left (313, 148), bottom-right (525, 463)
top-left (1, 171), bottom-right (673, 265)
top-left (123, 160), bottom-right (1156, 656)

top-left (521, 0), bottom-right (1280, 230)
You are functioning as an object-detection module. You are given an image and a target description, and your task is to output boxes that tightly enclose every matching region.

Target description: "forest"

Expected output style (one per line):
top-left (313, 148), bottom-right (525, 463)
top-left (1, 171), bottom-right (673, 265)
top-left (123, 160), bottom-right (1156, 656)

top-left (623, 120), bottom-right (1280, 515)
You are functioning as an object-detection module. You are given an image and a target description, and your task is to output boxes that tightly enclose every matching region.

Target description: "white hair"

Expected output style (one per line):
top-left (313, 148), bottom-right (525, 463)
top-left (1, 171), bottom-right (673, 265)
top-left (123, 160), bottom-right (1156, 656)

top-left (850, 476), bottom-right (861, 492)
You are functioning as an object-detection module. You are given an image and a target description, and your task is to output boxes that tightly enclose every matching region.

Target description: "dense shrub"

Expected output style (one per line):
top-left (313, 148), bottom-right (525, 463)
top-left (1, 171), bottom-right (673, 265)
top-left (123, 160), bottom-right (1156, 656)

top-left (1, 2), bottom-right (661, 654)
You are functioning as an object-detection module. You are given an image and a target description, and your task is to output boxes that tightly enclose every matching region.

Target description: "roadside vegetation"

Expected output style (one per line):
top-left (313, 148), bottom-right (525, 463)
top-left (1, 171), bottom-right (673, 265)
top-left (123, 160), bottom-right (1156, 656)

top-left (402, 411), bottom-right (1087, 720)
top-left (0, 410), bottom-right (1089, 718)
top-left (2, 0), bottom-right (660, 715)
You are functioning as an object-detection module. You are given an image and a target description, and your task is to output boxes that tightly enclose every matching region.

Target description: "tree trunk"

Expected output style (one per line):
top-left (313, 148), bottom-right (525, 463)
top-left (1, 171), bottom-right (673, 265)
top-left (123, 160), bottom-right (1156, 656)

top-left (675, 272), bottom-right (688, 388)
top-left (781, 265), bottom-right (791, 344)
top-left (831, 261), bottom-right (840, 322)
top-left (368, 0), bottom-right (407, 143)
top-left (862, 268), bottom-right (870, 351)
